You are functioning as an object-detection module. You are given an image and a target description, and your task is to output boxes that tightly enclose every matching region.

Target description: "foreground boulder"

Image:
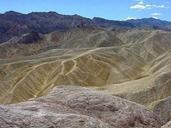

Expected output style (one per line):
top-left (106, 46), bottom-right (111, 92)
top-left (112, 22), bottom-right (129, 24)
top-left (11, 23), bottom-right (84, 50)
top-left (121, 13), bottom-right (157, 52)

top-left (0, 86), bottom-right (161, 128)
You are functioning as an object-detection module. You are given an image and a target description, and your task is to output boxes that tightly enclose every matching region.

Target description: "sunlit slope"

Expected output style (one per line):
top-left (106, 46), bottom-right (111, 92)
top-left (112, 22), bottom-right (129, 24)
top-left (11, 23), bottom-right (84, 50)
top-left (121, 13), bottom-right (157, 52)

top-left (0, 46), bottom-right (146, 104)
top-left (0, 29), bottom-right (171, 104)
top-left (117, 30), bottom-right (171, 61)
top-left (102, 50), bottom-right (171, 107)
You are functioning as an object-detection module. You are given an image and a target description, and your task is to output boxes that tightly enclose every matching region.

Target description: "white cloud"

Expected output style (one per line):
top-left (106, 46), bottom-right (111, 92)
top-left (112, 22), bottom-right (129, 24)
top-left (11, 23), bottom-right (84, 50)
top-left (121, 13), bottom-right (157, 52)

top-left (150, 13), bottom-right (161, 19)
top-left (125, 17), bottom-right (137, 20)
top-left (151, 13), bottom-right (161, 16)
top-left (130, 0), bottom-right (168, 10)
top-left (151, 16), bottom-right (159, 19)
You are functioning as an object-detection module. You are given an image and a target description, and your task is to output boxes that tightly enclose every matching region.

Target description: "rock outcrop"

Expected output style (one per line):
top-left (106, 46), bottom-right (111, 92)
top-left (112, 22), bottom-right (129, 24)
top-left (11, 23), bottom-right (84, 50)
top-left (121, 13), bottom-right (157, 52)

top-left (151, 96), bottom-right (171, 124)
top-left (0, 86), bottom-right (161, 128)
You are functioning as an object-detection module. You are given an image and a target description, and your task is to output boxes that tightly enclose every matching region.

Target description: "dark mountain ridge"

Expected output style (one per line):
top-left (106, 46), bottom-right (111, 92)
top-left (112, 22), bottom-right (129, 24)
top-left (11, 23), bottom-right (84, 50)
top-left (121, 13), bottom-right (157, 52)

top-left (0, 11), bottom-right (171, 43)
top-left (127, 18), bottom-right (171, 30)
top-left (0, 11), bottom-right (95, 43)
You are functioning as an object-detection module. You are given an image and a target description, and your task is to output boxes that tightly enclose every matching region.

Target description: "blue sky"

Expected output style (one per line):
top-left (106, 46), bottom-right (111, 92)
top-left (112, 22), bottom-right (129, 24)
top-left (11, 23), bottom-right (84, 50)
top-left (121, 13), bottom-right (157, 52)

top-left (0, 0), bottom-right (170, 21)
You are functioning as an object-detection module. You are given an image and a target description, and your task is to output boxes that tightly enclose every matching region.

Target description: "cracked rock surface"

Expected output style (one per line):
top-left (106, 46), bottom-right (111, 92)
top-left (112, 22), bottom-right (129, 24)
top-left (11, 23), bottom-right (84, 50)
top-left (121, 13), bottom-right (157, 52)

top-left (0, 86), bottom-right (161, 128)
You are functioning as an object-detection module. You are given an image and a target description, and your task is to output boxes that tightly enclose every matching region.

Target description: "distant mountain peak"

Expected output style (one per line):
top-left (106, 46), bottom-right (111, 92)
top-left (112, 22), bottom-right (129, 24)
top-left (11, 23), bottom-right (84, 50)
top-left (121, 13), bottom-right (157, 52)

top-left (4, 11), bottom-right (23, 15)
top-left (127, 17), bottom-right (169, 22)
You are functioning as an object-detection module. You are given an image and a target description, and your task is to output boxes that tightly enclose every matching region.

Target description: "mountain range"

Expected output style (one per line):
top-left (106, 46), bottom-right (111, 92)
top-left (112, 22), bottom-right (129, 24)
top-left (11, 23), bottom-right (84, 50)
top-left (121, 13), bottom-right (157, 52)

top-left (1, 11), bottom-right (171, 43)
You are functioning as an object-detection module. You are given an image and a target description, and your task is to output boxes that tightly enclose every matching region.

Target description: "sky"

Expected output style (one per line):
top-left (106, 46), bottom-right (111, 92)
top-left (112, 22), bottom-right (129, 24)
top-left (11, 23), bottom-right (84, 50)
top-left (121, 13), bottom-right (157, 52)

top-left (0, 0), bottom-right (171, 21)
